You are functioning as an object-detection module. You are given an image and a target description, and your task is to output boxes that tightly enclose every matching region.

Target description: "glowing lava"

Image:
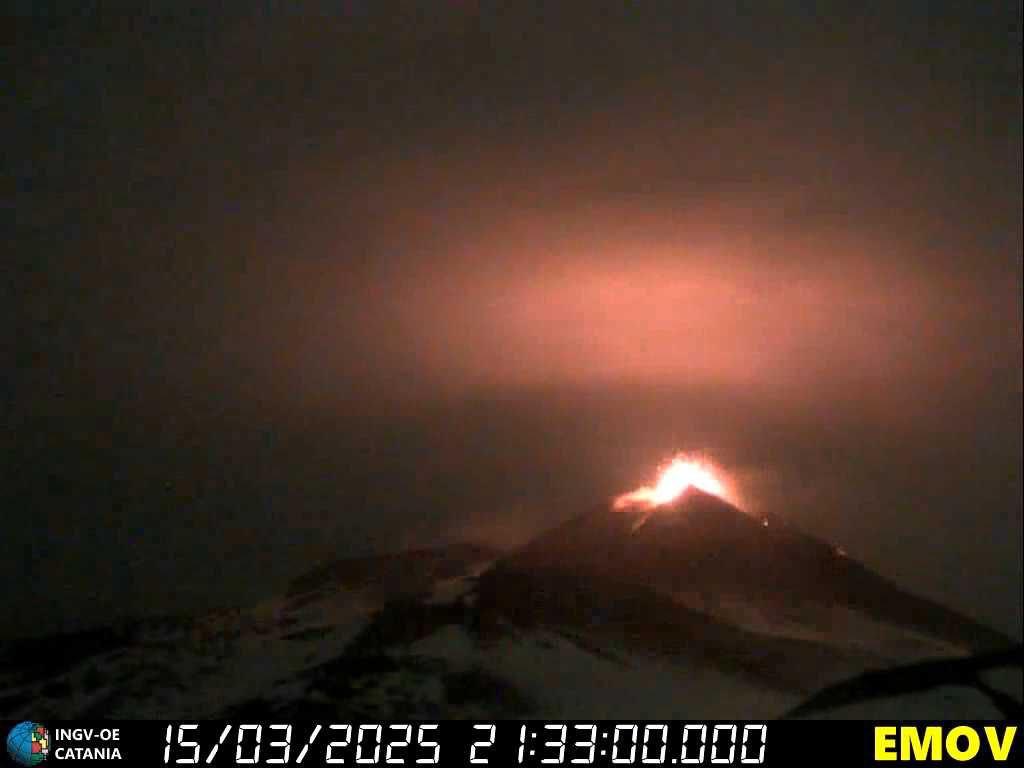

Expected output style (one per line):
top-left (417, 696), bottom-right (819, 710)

top-left (614, 454), bottom-right (731, 510)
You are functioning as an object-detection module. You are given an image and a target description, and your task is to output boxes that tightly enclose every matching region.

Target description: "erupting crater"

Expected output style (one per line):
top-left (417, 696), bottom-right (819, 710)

top-left (614, 454), bottom-right (736, 511)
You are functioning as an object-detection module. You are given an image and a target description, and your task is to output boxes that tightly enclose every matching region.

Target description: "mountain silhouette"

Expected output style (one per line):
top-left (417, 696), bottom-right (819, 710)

top-left (1, 489), bottom-right (1016, 719)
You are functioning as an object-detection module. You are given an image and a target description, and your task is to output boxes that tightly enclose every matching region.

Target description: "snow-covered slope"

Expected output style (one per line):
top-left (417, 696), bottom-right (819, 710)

top-left (1, 498), bottom-right (1017, 719)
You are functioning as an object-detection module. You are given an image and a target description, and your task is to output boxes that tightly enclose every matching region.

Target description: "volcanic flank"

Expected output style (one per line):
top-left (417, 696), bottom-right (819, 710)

top-left (501, 486), bottom-right (1009, 655)
top-left (1, 471), bottom-right (1017, 720)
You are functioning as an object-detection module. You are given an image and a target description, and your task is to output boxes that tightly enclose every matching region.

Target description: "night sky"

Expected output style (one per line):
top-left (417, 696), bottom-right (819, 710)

top-left (8, 2), bottom-right (1022, 640)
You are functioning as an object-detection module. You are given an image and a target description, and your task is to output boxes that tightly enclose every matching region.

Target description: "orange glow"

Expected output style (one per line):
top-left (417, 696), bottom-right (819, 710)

top-left (614, 454), bottom-right (732, 510)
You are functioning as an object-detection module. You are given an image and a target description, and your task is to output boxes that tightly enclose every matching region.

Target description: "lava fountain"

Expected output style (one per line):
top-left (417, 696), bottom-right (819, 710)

top-left (614, 454), bottom-right (736, 511)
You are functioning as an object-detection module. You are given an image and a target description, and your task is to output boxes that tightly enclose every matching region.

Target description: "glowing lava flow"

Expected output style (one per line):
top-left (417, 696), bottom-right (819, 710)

top-left (614, 455), bottom-right (731, 510)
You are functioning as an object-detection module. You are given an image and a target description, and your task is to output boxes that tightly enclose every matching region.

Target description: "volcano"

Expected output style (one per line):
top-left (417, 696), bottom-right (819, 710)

top-left (504, 487), bottom-right (1009, 654)
top-left (2, 489), bottom-right (1018, 719)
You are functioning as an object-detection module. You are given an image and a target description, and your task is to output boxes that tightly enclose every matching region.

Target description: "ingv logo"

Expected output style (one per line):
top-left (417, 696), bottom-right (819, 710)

top-left (874, 726), bottom-right (1017, 762)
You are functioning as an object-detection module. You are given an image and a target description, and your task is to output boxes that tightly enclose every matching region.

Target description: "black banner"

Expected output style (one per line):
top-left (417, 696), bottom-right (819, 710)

top-left (3, 720), bottom-right (1020, 768)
